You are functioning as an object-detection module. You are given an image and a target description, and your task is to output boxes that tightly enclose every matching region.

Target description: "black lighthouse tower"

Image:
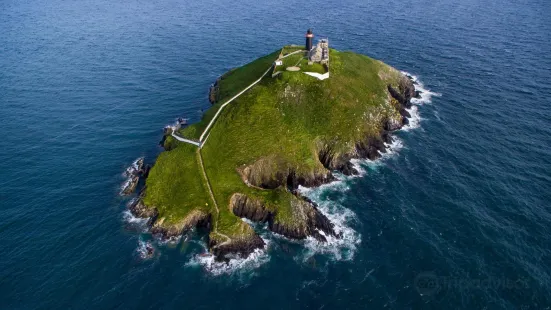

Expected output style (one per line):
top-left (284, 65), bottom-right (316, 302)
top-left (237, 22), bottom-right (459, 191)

top-left (305, 29), bottom-right (314, 51)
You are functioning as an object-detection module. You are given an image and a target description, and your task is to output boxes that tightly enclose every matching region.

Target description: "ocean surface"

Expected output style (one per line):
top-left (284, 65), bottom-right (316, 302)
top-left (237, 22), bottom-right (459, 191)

top-left (1, 0), bottom-right (551, 308)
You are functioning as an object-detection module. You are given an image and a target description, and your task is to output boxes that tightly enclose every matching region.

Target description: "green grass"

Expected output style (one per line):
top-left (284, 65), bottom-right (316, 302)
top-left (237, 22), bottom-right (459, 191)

top-left (143, 47), bottom-right (405, 236)
top-left (299, 58), bottom-right (327, 74)
top-left (274, 53), bottom-right (305, 74)
top-left (143, 143), bottom-right (212, 225)
top-left (281, 45), bottom-right (304, 56)
top-left (179, 50), bottom-right (281, 141)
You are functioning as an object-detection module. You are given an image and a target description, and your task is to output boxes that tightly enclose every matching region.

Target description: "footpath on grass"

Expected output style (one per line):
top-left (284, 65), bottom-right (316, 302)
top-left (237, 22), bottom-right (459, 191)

top-left (166, 48), bottom-right (306, 247)
top-left (171, 48), bottom-right (304, 149)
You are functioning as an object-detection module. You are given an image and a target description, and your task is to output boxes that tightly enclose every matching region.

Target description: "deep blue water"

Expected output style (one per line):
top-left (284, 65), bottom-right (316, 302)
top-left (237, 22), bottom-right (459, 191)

top-left (2, 0), bottom-right (551, 308)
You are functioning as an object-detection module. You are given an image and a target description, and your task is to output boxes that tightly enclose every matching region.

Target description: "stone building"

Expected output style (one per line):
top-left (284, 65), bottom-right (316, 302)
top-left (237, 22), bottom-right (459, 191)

top-left (308, 38), bottom-right (329, 64)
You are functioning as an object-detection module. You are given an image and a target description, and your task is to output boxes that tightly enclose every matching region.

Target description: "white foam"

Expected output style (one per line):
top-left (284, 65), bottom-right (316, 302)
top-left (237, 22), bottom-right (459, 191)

top-left (401, 71), bottom-right (441, 105)
top-left (350, 159), bottom-right (367, 176)
top-left (285, 72), bottom-right (438, 262)
top-left (122, 209), bottom-right (148, 225)
top-left (185, 238), bottom-right (271, 276)
top-left (376, 136), bottom-right (404, 163)
top-left (297, 187), bottom-right (361, 262)
top-left (358, 136), bottom-right (405, 170)
top-left (124, 157), bottom-right (144, 177)
top-left (402, 105), bottom-right (421, 131)
top-left (120, 157), bottom-right (144, 196)
top-left (136, 239), bottom-right (156, 260)
top-left (156, 235), bottom-right (182, 246)
top-left (119, 178), bottom-right (133, 195)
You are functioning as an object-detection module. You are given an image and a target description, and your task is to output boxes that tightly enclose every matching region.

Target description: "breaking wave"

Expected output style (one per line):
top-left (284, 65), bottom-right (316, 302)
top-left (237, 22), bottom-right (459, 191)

top-left (124, 157), bottom-right (143, 177)
top-left (299, 186), bottom-right (362, 262)
top-left (185, 238), bottom-right (271, 276)
top-left (400, 71), bottom-right (440, 131)
top-left (125, 72), bottom-right (437, 274)
top-left (401, 71), bottom-right (441, 105)
top-left (286, 72), bottom-right (438, 263)
top-left (119, 157), bottom-right (143, 196)
top-left (136, 238), bottom-right (156, 260)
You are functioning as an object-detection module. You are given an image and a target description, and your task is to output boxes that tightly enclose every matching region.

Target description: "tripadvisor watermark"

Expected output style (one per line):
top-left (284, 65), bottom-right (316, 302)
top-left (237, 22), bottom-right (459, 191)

top-left (414, 271), bottom-right (529, 296)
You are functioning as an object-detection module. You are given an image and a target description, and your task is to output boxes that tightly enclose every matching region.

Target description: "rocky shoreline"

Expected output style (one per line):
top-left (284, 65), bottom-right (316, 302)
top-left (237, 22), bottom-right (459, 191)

top-left (126, 72), bottom-right (419, 262)
top-left (120, 158), bottom-right (150, 196)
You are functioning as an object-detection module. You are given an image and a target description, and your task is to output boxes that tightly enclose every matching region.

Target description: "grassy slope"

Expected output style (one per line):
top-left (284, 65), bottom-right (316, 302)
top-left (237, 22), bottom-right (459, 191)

top-left (143, 143), bottom-right (212, 225)
top-left (179, 49), bottom-right (282, 141)
top-left (144, 48), bottom-right (403, 236)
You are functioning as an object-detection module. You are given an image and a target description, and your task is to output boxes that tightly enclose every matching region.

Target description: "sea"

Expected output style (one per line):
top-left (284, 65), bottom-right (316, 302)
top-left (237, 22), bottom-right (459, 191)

top-left (1, 0), bottom-right (551, 308)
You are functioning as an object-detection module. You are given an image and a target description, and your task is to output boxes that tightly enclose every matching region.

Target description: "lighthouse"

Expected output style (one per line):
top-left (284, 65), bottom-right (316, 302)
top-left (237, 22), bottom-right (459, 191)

top-left (305, 29), bottom-right (314, 51)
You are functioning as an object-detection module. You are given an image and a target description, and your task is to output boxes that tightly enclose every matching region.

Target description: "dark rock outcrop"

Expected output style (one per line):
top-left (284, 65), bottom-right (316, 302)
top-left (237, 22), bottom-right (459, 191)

top-left (230, 193), bottom-right (273, 222)
top-left (318, 144), bottom-right (358, 176)
top-left (129, 199), bottom-right (158, 218)
top-left (121, 176), bottom-right (140, 196)
top-left (151, 211), bottom-right (212, 239)
top-left (355, 136), bottom-right (387, 160)
top-left (399, 108), bottom-right (411, 118)
top-left (209, 234), bottom-right (265, 262)
top-left (388, 76), bottom-right (416, 109)
top-left (384, 117), bottom-right (403, 131)
top-left (239, 156), bottom-right (335, 191)
top-left (129, 199), bottom-right (211, 239)
top-left (268, 195), bottom-right (336, 242)
top-left (229, 192), bottom-right (336, 243)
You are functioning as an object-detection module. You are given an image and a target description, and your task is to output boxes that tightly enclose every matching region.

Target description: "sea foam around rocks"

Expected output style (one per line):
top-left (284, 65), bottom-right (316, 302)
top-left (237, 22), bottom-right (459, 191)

top-left (290, 73), bottom-right (438, 263)
top-left (185, 237), bottom-right (271, 276)
top-left (124, 73), bottom-right (438, 274)
top-left (119, 157), bottom-right (144, 195)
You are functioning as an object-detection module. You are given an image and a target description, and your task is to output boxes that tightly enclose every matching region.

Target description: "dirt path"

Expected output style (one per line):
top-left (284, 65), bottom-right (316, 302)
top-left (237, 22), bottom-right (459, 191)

top-left (196, 149), bottom-right (231, 247)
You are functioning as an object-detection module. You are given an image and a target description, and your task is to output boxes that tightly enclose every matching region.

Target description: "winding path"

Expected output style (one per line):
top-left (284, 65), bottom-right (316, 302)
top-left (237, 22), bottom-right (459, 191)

top-left (198, 64), bottom-right (274, 145)
top-left (169, 48), bottom-right (306, 249)
top-left (196, 149), bottom-right (231, 247)
top-left (171, 48), bottom-right (305, 148)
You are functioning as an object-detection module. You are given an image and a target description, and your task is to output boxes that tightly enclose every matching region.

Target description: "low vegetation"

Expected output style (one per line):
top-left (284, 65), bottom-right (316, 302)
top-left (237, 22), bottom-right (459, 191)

top-left (140, 46), bottom-right (407, 252)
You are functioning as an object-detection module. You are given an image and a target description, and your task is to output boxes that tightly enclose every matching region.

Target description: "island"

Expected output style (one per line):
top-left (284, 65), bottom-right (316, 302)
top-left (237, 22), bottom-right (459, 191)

top-left (128, 30), bottom-right (417, 262)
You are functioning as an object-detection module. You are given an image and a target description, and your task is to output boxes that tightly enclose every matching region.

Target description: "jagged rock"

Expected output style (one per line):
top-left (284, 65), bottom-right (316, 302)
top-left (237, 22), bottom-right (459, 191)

top-left (400, 108), bottom-right (411, 118)
top-left (317, 144), bottom-right (358, 176)
top-left (399, 75), bottom-right (416, 104)
top-left (388, 76), bottom-right (415, 109)
top-left (268, 194), bottom-right (335, 242)
top-left (239, 156), bottom-right (334, 190)
top-left (121, 176), bottom-right (140, 196)
top-left (338, 161), bottom-right (358, 176)
top-left (388, 85), bottom-right (406, 106)
top-left (129, 199), bottom-right (158, 218)
top-left (230, 193), bottom-right (273, 222)
top-left (229, 192), bottom-right (336, 243)
top-left (130, 200), bottom-right (211, 239)
top-left (384, 117), bottom-right (403, 131)
top-left (381, 131), bottom-right (393, 144)
top-left (209, 234), bottom-right (265, 262)
top-left (151, 210), bottom-right (211, 239)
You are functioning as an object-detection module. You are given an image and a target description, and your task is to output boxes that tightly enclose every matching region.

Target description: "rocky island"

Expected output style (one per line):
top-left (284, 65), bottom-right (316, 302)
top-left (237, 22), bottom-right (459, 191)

top-left (128, 32), bottom-right (416, 262)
